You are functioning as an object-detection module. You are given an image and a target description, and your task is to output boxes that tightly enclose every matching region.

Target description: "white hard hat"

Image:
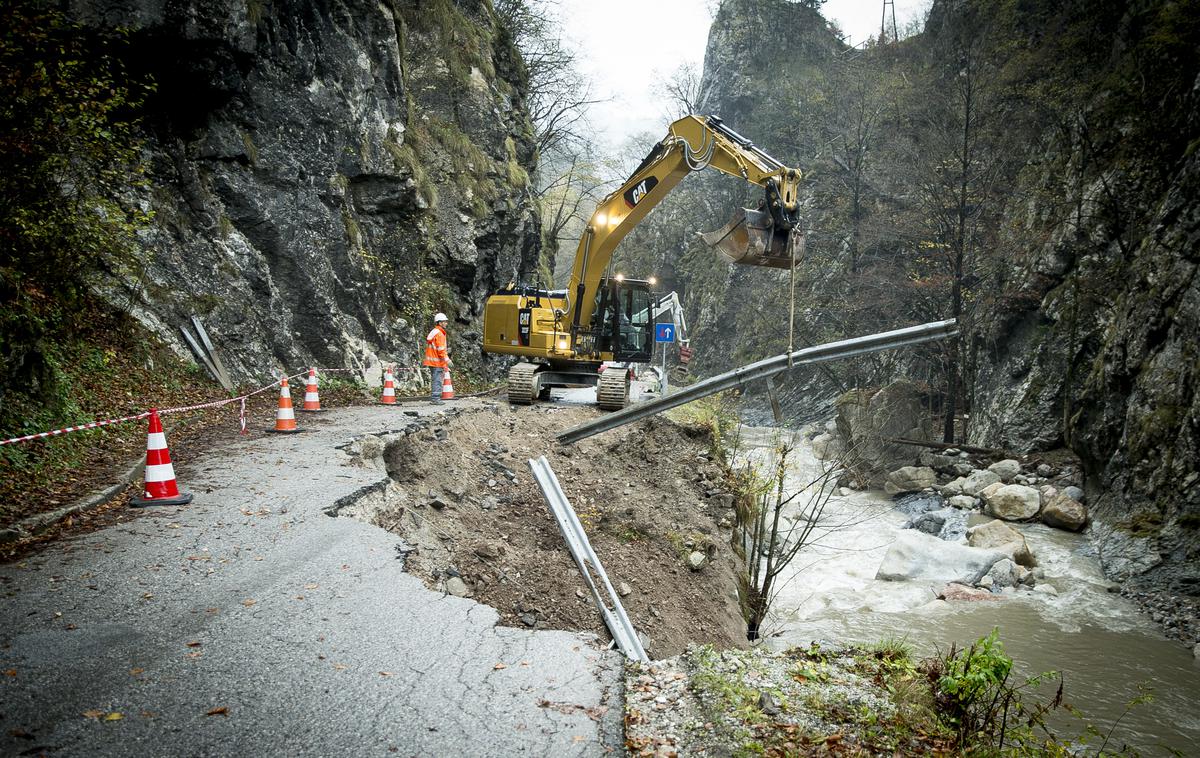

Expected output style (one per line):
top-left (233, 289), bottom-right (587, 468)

top-left (433, 312), bottom-right (448, 323)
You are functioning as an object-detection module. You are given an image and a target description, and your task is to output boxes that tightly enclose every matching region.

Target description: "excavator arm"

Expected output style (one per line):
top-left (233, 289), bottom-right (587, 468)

top-left (564, 114), bottom-right (803, 335)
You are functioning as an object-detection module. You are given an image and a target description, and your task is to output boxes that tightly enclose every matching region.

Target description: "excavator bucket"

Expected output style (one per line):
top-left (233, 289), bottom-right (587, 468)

top-left (700, 207), bottom-right (803, 269)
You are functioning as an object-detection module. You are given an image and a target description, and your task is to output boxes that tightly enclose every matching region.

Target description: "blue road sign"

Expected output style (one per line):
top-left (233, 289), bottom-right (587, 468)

top-left (655, 323), bottom-right (675, 343)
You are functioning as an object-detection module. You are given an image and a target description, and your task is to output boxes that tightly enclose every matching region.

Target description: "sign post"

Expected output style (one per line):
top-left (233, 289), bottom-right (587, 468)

top-left (654, 323), bottom-right (675, 395)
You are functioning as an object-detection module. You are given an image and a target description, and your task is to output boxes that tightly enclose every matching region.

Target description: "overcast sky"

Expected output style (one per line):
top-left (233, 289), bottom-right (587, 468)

top-left (558, 0), bottom-right (928, 149)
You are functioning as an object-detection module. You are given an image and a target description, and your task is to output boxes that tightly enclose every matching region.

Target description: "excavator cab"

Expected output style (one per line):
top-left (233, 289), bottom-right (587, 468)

top-left (592, 277), bottom-right (654, 363)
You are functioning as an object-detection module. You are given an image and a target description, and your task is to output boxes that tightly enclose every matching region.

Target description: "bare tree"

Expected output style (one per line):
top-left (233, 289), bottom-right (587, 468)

top-left (652, 61), bottom-right (703, 123)
top-left (494, 0), bottom-right (602, 157)
top-left (897, 8), bottom-right (1012, 443)
top-left (729, 425), bottom-right (884, 641)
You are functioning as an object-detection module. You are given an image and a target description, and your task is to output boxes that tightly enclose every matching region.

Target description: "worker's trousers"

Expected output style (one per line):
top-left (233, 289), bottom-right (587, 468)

top-left (429, 366), bottom-right (444, 400)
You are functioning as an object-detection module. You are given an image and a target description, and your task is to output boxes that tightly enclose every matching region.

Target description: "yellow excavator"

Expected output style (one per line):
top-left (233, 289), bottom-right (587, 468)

top-left (483, 114), bottom-right (804, 409)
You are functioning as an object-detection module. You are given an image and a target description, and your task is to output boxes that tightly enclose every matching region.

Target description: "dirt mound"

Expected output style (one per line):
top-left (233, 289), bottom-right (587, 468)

top-left (349, 401), bottom-right (747, 658)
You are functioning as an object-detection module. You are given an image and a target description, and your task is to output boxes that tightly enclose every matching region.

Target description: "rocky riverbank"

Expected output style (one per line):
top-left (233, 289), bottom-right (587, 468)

top-left (807, 382), bottom-right (1200, 655)
top-left (1120, 590), bottom-right (1200, 657)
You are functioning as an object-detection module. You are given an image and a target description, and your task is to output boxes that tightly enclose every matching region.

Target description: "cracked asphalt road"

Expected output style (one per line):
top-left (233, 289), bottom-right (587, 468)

top-left (0, 401), bottom-right (624, 756)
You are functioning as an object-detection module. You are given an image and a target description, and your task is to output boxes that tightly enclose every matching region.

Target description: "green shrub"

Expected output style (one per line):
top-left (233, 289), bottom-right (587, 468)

top-left (0, 2), bottom-right (153, 433)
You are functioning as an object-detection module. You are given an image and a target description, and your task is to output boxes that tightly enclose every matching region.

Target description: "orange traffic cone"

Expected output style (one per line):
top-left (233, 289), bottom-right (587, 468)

top-left (130, 409), bottom-right (193, 507)
top-left (300, 367), bottom-right (324, 412)
top-left (267, 377), bottom-right (303, 433)
top-left (441, 368), bottom-right (455, 400)
top-left (379, 366), bottom-right (397, 405)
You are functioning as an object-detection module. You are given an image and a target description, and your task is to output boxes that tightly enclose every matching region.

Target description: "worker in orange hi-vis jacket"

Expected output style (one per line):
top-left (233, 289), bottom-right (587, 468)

top-left (423, 312), bottom-right (451, 405)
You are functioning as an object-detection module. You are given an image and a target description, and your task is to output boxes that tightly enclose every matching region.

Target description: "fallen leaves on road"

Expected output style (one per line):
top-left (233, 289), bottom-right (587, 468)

top-left (242, 598), bottom-right (256, 607)
top-left (185, 641), bottom-right (202, 648)
top-left (304, 583), bottom-right (319, 590)
top-left (493, 663), bottom-right (507, 670)
top-left (4, 669), bottom-right (16, 677)
top-left (206, 706), bottom-right (228, 717)
top-left (83, 710), bottom-right (124, 721)
top-left (379, 671), bottom-right (393, 677)
top-left (537, 700), bottom-right (610, 722)
top-left (332, 663), bottom-right (347, 671)
top-left (130, 668), bottom-right (144, 676)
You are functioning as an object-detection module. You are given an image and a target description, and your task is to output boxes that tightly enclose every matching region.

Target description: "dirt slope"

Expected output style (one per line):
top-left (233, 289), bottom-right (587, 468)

top-left (351, 401), bottom-right (747, 658)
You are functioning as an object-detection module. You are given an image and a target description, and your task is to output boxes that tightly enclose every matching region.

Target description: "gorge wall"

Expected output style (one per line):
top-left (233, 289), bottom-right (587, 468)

top-left (70, 0), bottom-right (541, 387)
top-left (643, 0), bottom-right (1200, 591)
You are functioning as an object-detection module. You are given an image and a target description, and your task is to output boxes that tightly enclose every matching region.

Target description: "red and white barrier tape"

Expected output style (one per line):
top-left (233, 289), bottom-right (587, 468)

top-left (0, 411), bottom-right (155, 447)
top-left (0, 364), bottom-right (405, 447)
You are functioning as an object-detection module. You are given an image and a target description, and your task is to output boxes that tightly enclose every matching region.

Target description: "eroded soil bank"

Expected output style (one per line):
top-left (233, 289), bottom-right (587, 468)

top-left (336, 401), bottom-right (747, 659)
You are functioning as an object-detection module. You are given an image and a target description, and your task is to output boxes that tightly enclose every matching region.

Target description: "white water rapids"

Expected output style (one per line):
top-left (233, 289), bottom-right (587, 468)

top-left (737, 427), bottom-right (1200, 756)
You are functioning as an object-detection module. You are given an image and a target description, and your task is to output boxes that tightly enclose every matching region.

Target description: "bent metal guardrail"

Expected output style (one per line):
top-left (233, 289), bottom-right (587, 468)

top-left (528, 455), bottom-right (650, 663)
top-left (557, 319), bottom-right (959, 445)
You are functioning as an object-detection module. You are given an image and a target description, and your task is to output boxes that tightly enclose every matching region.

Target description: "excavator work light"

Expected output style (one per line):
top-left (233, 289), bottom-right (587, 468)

top-left (648, 276), bottom-right (657, 286)
top-left (614, 273), bottom-right (625, 282)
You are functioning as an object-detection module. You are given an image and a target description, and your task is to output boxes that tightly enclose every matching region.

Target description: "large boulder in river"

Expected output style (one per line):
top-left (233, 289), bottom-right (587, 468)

top-left (910, 508), bottom-right (952, 536)
top-left (947, 494), bottom-right (978, 510)
top-left (938, 583), bottom-right (1001, 601)
top-left (985, 484), bottom-right (1041, 521)
top-left (876, 531), bottom-right (1005, 584)
top-left (979, 481), bottom-right (1005, 500)
top-left (940, 478), bottom-right (965, 496)
top-left (961, 469), bottom-right (1002, 496)
top-left (985, 558), bottom-right (1022, 589)
top-left (917, 451), bottom-right (960, 475)
top-left (811, 433), bottom-right (842, 461)
top-left (835, 380), bottom-right (930, 487)
top-left (967, 519), bottom-right (1035, 567)
top-left (884, 466), bottom-right (937, 496)
top-left (987, 459), bottom-right (1022, 482)
top-left (1041, 494), bottom-right (1088, 531)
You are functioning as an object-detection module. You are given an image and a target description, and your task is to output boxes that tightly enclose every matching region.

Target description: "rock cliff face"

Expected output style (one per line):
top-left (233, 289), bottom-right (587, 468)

top-left (684, 0), bottom-right (1200, 591)
top-left (71, 0), bottom-right (539, 387)
top-left (959, 6), bottom-right (1200, 591)
top-left (973, 146), bottom-right (1200, 591)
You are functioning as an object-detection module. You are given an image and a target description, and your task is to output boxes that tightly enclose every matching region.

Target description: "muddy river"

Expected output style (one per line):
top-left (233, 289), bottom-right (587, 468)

top-left (739, 427), bottom-right (1200, 756)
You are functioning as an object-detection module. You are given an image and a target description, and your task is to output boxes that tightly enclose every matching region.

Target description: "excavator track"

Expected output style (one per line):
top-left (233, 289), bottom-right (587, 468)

top-left (506, 362), bottom-right (540, 405)
top-left (596, 368), bottom-right (630, 411)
